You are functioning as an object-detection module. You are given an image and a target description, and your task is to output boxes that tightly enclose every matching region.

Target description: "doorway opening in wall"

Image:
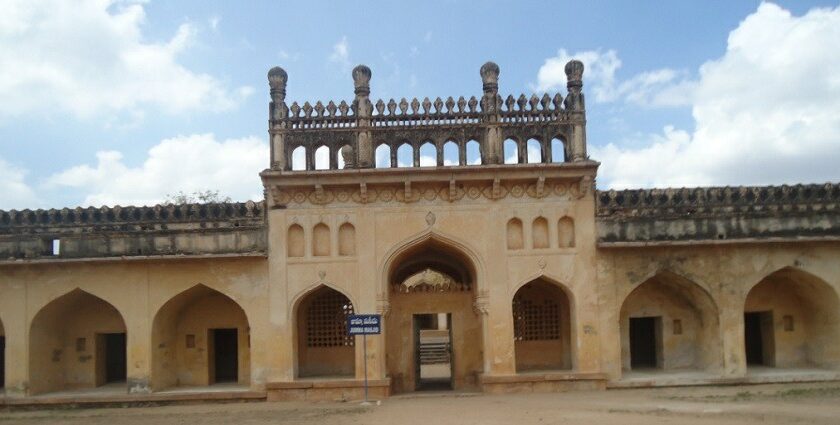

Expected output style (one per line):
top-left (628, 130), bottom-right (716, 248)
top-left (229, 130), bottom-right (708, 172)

top-left (97, 333), bottom-right (126, 384)
top-left (210, 328), bottom-right (239, 383)
top-left (745, 311), bottom-right (775, 367)
top-left (629, 317), bottom-right (661, 369)
top-left (414, 313), bottom-right (453, 391)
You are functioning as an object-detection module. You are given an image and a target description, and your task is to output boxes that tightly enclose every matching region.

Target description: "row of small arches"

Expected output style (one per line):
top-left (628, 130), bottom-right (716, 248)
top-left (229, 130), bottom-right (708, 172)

top-left (288, 137), bottom-right (568, 171)
top-left (507, 217), bottom-right (575, 250)
top-left (287, 223), bottom-right (356, 257)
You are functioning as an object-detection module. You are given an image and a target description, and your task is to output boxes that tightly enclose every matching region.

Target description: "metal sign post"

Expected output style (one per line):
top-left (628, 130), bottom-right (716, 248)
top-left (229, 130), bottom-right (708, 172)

top-left (347, 314), bottom-right (381, 405)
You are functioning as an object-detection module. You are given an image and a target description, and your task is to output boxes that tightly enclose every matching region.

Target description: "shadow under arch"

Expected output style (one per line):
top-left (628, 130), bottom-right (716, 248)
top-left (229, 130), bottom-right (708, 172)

top-left (743, 266), bottom-right (840, 369)
top-left (150, 284), bottom-right (251, 391)
top-left (379, 229), bottom-right (485, 296)
top-left (619, 271), bottom-right (722, 375)
top-left (292, 283), bottom-right (356, 378)
top-left (380, 229), bottom-right (485, 393)
top-left (28, 288), bottom-right (128, 395)
top-left (511, 274), bottom-right (576, 372)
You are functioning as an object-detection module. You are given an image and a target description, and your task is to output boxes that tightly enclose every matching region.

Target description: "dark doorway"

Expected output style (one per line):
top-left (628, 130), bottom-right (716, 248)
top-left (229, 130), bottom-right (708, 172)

top-left (745, 311), bottom-right (774, 366)
top-left (414, 314), bottom-right (453, 391)
top-left (211, 328), bottom-right (239, 383)
top-left (0, 336), bottom-right (5, 388)
top-left (103, 333), bottom-right (126, 383)
top-left (630, 317), bottom-right (660, 369)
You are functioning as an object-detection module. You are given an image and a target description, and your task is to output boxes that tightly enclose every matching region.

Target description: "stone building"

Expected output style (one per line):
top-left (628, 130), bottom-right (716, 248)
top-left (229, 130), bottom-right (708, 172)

top-left (1, 61), bottom-right (839, 403)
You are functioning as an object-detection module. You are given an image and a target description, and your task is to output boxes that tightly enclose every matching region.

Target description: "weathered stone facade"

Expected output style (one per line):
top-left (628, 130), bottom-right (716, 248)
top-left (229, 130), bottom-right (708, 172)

top-left (1, 61), bottom-right (838, 403)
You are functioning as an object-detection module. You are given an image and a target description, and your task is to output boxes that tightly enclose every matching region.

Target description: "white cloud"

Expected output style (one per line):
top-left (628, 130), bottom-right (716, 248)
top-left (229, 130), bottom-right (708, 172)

top-left (328, 35), bottom-right (350, 70)
top-left (0, 157), bottom-right (40, 209)
top-left (594, 3), bottom-right (840, 188)
top-left (534, 49), bottom-right (691, 107)
top-left (45, 133), bottom-right (267, 206)
top-left (0, 0), bottom-right (251, 120)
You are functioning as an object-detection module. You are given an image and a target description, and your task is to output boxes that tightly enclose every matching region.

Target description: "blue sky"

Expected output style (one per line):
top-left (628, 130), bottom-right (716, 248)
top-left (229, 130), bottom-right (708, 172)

top-left (1, 0), bottom-right (840, 208)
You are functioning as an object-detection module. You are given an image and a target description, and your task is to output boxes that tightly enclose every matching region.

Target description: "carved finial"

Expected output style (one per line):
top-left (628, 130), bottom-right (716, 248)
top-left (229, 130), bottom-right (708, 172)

top-left (565, 60), bottom-right (584, 88)
top-left (564, 60), bottom-right (585, 112)
top-left (480, 61), bottom-right (500, 94)
top-left (267, 66), bottom-right (288, 93)
top-left (268, 66), bottom-right (288, 120)
top-left (352, 64), bottom-right (372, 96)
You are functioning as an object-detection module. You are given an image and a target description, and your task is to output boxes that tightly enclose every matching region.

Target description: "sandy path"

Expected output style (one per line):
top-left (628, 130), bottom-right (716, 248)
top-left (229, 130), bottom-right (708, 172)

top-left (1, 382), bottom-right (839, 425)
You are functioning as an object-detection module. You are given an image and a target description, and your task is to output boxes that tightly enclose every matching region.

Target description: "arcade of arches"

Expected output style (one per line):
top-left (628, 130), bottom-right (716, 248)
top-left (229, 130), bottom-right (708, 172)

top-left (2, 61), bottom-right (840, 402)
top-left (1, 235), bottom-right (840, 400)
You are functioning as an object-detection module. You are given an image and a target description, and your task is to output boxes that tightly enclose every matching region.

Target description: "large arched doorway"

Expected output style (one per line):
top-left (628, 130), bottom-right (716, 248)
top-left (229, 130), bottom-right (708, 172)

top-left (619, 272), bottom-right (721, 376)
top-left (512, 278), bottom-right (573, 372)
top-left (151, 284), bottom-right (251, 391)
top-left (295, 285), bottom-right (355, 378)
top-left (29, 289), bottom-right (127, 395)
top-left (385, 236), bottom-right (483, 393)
top-left (744, 267), bottom-right (840, 370)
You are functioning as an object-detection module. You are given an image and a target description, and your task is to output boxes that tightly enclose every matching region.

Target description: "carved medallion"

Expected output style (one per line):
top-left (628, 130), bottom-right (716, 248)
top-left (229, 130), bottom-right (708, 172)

top-left (425, 211), bottom-right (436, 226)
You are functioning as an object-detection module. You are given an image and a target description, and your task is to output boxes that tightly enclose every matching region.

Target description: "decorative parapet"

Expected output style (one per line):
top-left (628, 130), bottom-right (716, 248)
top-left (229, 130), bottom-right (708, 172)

top-left (596, 183), bottom-right (840, 245)
top-left (266, 60), bottom-right (588, 172)
top-left (0, 201), bottom-right (266, 261)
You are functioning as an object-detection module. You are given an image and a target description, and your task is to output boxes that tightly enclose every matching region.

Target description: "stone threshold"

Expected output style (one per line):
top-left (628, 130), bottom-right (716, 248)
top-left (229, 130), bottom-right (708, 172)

top-left (608, 370), bottom-right (840, 389)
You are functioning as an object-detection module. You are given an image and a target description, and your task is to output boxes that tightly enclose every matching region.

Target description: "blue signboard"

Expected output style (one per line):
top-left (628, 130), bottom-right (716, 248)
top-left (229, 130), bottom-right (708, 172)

top-left (348, 314), bottom-right (381, 335)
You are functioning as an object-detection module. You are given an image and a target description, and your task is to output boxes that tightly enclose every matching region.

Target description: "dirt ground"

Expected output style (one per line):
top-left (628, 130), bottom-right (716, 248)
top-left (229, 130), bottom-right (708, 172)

top-left (2, 382), bottom-right (840, 425)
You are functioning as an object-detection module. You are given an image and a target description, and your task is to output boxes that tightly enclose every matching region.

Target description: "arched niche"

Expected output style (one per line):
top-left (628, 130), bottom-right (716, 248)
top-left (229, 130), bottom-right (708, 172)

top-left (375, 144), bottom-right (391, 168)
top-left (287, 224), bottom-right (305, 257)
top-left (513, 278), bottom-right (573, 372)
top-left (338, 223), bottom-right (356, 256)
top-left (443, 141), bottom-right (459, 166)
top-left (506, 218), bottom-right (524, 250)
top-left (619, 272), bottom-right (721, 374)
top-left (551, 137), bottom-right (566, 162)
top-left (419, 142), bottom-right (436, 167)
top-left (503, 139), bottom-right (519, 164)
top-left (312, 223), bottom-right (331, 257)
top-left (291, 146), bottom-right (306, 171)
top-left (558, 217), bottom-right (575, 248)
top-left (526, 138), bottom-right (542, 164)
top-left (744, 267), bottom-right (840, 370)
top-left (397, 143), bottom-right (413, 168)
top-left (295, 285), bottom-right (355, 378)
top-left (314, 145), bottom-right (330, 170)
top-left (151, 284), bottom-right (251, 391)
top-left (29, 289), bottom-right (127, 395)
top-left (466, 140), bottom-right (481, 165)
top-left (532, 217), bottom-right (549, 249)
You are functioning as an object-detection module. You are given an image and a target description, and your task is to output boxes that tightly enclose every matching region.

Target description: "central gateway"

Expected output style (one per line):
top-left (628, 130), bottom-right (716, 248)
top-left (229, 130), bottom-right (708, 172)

top-left (262, 60), bottom-right (601, 400)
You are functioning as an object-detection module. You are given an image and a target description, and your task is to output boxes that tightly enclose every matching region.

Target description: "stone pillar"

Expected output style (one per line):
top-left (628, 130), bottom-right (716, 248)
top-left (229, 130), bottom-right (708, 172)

top-left (353, 65), bottom-right (374, 168)
top-left (480, 61), bottom-right (503, 165)
top-left (564, 60), bottom-right (587, 162)
top-left (268, 66), bottom-right (289, 170)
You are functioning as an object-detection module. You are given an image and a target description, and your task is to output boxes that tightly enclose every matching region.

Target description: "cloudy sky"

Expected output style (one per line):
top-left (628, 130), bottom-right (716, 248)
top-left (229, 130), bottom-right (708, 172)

top-left (1, 0), bottom-right (839, 209)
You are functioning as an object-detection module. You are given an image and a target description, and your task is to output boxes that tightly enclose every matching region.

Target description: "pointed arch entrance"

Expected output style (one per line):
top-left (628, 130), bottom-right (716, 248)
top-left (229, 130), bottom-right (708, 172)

top-left (512, 278), bottom-right (573, 372)
top-left (29, 289), bottom-right (127, 395)
top-left (384, 234), bottom-right (484, 393)
top-left (619, 272), bottom-right (721, 375)
top-left (744, 267), bottom-right (840, 370)
top-left (294, 285), bottom-right (356, 378)
top-left (151, 284), bottom-right (251, 390)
